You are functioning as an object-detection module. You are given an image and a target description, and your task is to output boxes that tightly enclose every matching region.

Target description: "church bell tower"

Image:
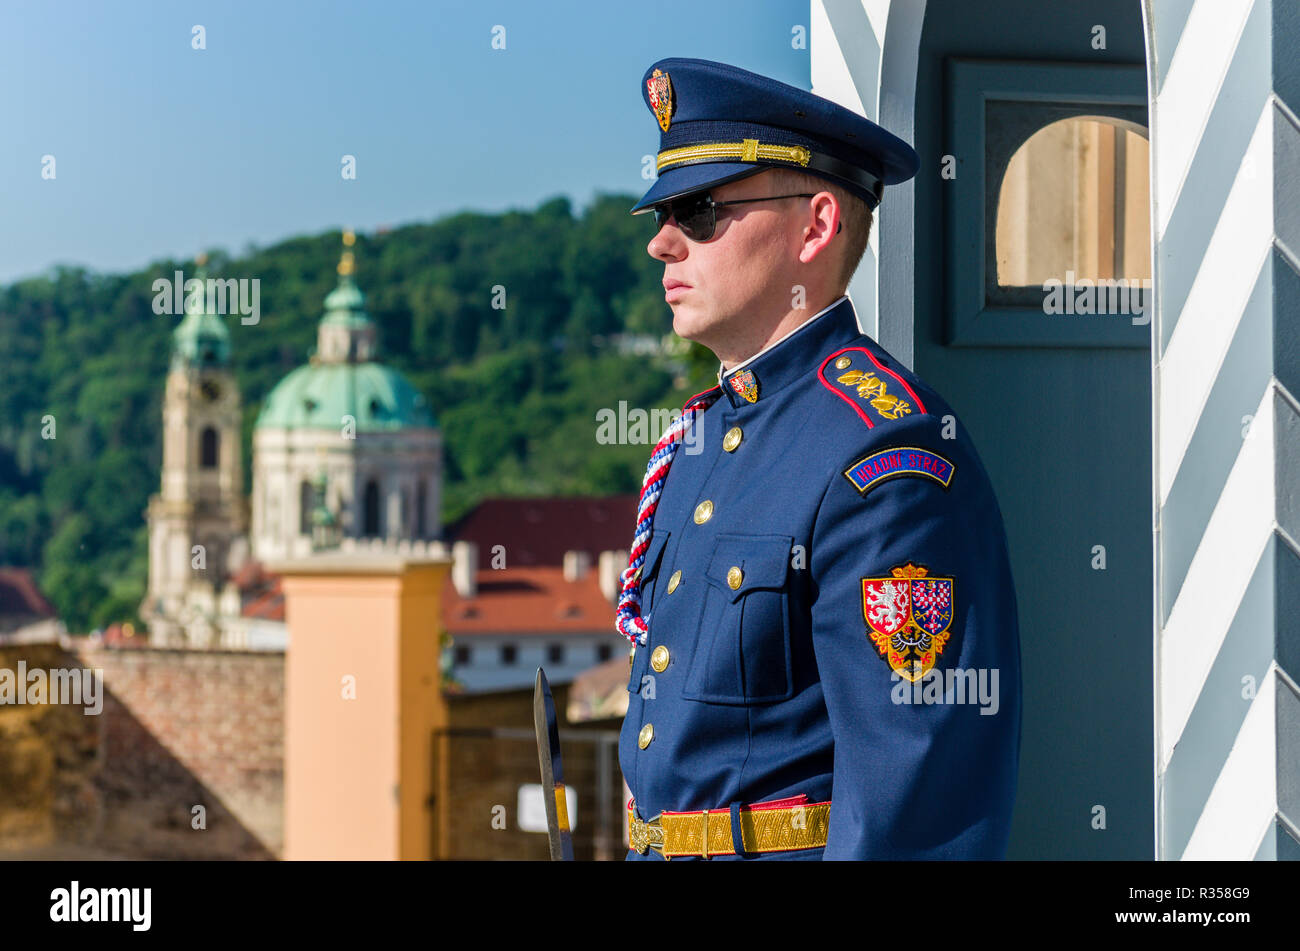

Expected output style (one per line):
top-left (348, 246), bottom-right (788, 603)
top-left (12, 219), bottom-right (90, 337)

top-left (142, 258), bottom-right (247, 646)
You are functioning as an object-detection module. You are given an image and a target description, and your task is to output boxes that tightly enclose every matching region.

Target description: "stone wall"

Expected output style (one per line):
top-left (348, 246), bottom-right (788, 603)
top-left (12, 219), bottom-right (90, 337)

top-left (0, 644), bottom-right (102, 853)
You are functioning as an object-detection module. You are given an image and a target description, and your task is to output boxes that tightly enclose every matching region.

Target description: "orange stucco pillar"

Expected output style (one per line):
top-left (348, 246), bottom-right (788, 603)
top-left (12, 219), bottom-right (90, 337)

top-left (272, 553), bottom-right (451, 860)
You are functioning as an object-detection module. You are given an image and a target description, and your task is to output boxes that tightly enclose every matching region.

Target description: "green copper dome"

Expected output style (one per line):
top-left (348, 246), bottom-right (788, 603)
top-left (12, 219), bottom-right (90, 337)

top-left (255, 362), bottom-right (435, 432)
top-left (172, 268), bottom-right (231, 367)
top-left (322, 280), bottom-right (367, 322)
top-left (255, 243), bottom-right (436, 433)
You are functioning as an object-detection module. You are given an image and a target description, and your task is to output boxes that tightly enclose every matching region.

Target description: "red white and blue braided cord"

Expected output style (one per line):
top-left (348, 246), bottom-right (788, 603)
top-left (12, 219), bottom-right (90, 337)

top-left (614, 387), bottom-right (721, 647)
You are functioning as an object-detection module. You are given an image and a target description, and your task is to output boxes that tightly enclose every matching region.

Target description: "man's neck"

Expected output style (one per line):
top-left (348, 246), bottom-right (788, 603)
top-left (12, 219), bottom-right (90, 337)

top-left (717, 294), bottom-right (844, 372)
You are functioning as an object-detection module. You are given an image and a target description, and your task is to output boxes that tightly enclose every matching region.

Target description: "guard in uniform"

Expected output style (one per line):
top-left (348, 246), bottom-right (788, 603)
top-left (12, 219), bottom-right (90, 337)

top-left (615, 58), bottom-right (1022, 860)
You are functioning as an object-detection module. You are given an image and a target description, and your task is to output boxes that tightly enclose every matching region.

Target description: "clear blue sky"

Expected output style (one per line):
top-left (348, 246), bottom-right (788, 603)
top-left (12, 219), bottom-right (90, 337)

top-left (0, 0), bottom-right (809, 284)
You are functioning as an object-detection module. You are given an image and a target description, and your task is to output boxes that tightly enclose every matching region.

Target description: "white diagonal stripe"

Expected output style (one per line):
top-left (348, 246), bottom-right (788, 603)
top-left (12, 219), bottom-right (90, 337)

top-left (1159, 385), bottom-right (1274, 769)
top-left (862, 0), bottom-right (890, 46)
top-left (811, 0), bottom-right (871, 118)
top-left (1156, 0), bottom-right (1256, 238)
top-left (1157, 101), bottom-right (1273, 505)
top-left (1181, 665), bottom-right (1277, 859)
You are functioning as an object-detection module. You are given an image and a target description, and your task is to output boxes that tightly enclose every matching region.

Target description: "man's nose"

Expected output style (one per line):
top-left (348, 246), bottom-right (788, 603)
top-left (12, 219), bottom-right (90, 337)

top-left (647, 218), bottom-right (686, 262)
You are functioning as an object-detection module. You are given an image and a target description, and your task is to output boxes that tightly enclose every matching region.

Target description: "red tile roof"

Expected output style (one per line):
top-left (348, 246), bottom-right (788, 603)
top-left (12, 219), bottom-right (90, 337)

top-left (442, 566), bottom-right (615, 635)
top-left (242, 580), bottom-right (285, 622)
top-left (232, 560), bottom-right (285, 621)
top-left (448, 496), bottom-right (636, 570)
top-left (0, 568), bottom-right (55, 622)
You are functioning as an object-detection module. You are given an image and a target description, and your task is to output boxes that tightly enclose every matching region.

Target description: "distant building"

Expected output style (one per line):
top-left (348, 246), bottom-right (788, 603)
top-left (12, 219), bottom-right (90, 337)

top-left (441, 497), bottom-right (635, 691)
top-left (251, 233), bottom-right (442, 562)
top-left (447, 496), bottom-right (635, 570)
top-left (141, 265), bottom-right (249, 648)
top-left (139, 244), bottom-right (640, 666)
top-left (442, 545), bottom-right (627, 692)
top-left (143, 236), bottom-right (444, 649)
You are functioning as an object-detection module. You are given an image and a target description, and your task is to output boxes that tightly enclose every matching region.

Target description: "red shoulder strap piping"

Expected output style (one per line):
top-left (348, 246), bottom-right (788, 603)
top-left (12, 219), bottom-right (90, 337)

top-left (817, 346), bottom-right (928, 428)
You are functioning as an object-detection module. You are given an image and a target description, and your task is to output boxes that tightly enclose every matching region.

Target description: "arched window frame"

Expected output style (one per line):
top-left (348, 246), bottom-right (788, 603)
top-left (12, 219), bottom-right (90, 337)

top-left (944, 58), bottom-right (1150, 347)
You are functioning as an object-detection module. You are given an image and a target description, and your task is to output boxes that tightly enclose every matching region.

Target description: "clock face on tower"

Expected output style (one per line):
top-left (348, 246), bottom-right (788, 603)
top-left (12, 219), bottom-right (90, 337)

top-left (200, 380), bottom-right (222, 403)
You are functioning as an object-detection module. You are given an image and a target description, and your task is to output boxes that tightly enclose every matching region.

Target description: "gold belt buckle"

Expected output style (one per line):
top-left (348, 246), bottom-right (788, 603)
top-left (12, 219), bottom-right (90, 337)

top-left (629, 810), bottom-right (667, 859)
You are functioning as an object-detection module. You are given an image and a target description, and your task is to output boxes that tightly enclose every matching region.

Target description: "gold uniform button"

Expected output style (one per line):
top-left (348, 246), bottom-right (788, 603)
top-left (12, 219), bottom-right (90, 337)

top-left (723, 426), bottom-right (743, 452)
top-left (835, 355), bottom-right (852, 370)
top-left (651, 645), bottom-right (670, 672)
top-left (727, 566), bottom-right (744, 590)
top-left (666, 569), bottom-right (681, 594)
top-left (638, 723), bottom-right (655, 749)
top-left (693, 499), bottom-right (713, 523)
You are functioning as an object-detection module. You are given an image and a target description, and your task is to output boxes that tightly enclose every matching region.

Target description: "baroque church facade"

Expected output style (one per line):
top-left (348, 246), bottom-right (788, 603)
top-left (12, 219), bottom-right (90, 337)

top-left (142, 236), bottom-right (444, 648)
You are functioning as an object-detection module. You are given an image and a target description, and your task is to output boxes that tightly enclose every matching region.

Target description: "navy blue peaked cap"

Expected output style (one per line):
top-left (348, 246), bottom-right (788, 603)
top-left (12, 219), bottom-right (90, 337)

top-left (632, 57), bottom-right (920, 214)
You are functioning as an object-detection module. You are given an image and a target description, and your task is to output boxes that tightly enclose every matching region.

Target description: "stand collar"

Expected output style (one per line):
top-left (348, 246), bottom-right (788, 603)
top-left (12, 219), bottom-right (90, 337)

top-left (716, 296), bottom-right (860, 408)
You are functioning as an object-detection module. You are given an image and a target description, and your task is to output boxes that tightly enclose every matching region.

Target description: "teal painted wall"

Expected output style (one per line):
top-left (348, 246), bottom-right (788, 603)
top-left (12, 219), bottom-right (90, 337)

top-left (908, 0), bottom-right (1154, 858)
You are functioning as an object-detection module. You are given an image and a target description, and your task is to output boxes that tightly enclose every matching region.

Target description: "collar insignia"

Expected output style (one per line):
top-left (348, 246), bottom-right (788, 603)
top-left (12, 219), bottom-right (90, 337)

top-left (728, 368), bottom-right (759, 403)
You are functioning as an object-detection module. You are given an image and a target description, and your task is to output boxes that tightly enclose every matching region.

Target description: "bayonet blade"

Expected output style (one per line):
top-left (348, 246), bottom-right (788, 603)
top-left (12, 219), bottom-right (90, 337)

top-left (533, 667), bottom-right (574, 861)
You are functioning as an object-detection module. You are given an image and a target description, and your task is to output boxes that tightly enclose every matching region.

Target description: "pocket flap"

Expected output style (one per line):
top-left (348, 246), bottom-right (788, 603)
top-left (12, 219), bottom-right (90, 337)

top-left (704, 533), bottom-right (793, 603)
top-left (639, 529), bottom-right (671, 583)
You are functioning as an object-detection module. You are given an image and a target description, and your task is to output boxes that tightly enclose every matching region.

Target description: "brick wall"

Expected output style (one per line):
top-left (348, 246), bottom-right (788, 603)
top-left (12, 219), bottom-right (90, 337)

top-left (1, 639), bottom-right (628, 860)
top-left (0, 641), bottom-right (283, 859)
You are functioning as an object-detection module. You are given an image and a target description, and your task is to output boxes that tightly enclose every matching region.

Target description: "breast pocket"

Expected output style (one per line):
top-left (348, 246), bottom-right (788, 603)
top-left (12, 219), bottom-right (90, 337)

top-left (627, 529), bottom-right (671, 694)
top-left (682, 533), bottom-right (794, 705)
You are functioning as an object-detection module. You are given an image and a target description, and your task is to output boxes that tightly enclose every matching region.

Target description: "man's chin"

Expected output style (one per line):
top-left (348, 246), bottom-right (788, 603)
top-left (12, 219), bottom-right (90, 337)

top-left (671, 305), bottom-right (708, 342)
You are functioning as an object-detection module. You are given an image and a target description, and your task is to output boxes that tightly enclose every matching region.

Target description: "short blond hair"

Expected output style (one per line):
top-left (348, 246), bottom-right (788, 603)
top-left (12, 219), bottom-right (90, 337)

top-left (764, 167), bottom-right (873, 293)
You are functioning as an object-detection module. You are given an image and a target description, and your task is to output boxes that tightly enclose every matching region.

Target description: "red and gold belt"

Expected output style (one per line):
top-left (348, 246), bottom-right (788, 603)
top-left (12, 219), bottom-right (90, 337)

top-left (628, 794), bottom-right (830, 859)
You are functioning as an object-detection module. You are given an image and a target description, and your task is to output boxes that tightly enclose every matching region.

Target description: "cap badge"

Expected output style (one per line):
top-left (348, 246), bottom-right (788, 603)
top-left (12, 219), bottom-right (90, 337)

top-left (728, 368), bottom-right (759, 404)
top-left (647, 69), bottom-right (675, 132)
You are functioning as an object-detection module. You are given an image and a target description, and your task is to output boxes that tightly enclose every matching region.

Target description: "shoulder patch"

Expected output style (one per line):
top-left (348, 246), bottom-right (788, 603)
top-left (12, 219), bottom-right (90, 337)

top-left (862, 562), bottom-right (954, 681)
top-left (817, 347), bottom-right (928, 428)
top-left (843, 446), bottom-right (955, 496)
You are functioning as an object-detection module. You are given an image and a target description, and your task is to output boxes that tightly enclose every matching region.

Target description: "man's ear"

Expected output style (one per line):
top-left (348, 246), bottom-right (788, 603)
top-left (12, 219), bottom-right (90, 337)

top-left (799, 192), bottom-right (841, 264)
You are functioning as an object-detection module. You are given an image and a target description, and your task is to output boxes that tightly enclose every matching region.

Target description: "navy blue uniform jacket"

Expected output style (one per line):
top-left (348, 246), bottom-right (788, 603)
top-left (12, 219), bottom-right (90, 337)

top-left (620, 295), bottom-right (1021, 860)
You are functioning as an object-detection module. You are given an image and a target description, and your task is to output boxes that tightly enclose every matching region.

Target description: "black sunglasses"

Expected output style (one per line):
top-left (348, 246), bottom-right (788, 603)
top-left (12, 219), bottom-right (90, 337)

top-left (652, 191), bottom-right (841, 242)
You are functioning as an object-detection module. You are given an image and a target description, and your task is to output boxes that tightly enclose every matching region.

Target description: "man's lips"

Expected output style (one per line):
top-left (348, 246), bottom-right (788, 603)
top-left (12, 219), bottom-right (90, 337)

top-left (664, 278), bottom-right (691, 302)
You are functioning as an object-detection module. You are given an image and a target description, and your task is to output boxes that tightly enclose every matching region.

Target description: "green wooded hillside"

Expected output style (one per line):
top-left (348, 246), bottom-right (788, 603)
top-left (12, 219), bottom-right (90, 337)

top-left (0, 193), bottom-right (718, 632)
